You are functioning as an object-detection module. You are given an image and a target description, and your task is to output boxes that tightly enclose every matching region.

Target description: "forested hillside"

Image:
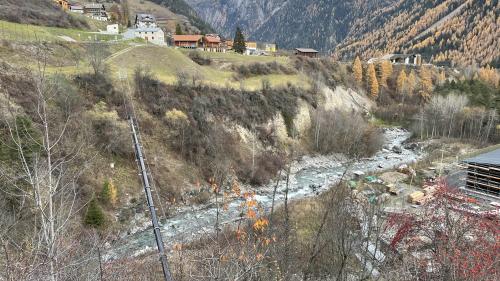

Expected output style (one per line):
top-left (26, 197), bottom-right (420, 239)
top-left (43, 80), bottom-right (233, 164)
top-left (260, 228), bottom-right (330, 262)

top-left (186, 0), bottom-right (499, 67)
top-left (336, 0), bottom-right (500, 67)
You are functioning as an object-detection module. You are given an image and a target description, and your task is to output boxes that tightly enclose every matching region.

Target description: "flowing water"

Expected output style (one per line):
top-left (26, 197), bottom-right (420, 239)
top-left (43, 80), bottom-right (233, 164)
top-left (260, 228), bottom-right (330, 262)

top-left (104, 128), bottom-right (423, 261)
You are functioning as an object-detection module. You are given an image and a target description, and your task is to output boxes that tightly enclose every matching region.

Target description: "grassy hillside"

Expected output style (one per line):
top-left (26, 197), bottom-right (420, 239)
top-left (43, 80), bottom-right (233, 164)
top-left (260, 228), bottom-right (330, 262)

top-left (0, 20), bottom-right (122, 42)
top-left (0, 0), bottom-right (88, 28)
top-left (107, 46), bottom-right (306, 90)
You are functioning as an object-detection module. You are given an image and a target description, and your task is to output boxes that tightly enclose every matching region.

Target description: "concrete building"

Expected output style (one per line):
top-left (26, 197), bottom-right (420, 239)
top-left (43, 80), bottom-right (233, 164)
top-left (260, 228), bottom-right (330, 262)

top-left (106, 24), bottom-right (119, 34)
top-left (368, 54), bottom-right (422, 66)
top-left (463, 149), bottom-right (500, 197)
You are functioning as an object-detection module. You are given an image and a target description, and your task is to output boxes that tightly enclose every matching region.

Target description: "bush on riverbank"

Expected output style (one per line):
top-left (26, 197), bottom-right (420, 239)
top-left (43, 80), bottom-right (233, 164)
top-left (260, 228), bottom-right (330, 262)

top-left (309, 109), bottom-right (384, 158)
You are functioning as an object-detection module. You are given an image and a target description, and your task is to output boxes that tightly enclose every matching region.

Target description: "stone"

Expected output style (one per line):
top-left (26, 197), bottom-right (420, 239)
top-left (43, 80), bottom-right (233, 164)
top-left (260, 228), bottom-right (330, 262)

top-left (392, 145), bottom-right (403, 154)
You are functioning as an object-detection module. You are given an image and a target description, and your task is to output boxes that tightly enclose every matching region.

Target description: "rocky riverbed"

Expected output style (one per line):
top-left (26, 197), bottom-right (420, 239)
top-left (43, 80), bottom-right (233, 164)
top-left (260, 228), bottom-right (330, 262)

top-left (104, 128), bottom-right (424, 261)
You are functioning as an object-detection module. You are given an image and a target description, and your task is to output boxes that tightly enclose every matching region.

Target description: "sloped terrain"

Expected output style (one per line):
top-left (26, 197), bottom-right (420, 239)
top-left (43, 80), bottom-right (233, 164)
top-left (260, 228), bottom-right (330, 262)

top-left (335, 0), bottom-right (500, 67)
top-left (186, 0), bottom-right (499, 66)
top-left (0, 0), bottom-right (88, 28)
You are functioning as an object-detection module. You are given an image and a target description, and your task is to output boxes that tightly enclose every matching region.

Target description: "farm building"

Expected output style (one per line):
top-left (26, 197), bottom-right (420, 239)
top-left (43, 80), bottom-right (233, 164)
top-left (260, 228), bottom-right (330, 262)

top-left (173, 35), bottom-right (203, 48)
top-left (463, 149), bottom-right (500, 197)
top-left (295, 48), bottom-right (318, 58)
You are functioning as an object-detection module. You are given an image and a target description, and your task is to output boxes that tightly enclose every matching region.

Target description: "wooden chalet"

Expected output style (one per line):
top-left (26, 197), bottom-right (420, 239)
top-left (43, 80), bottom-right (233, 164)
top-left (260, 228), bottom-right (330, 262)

top-left (173, 35), bottom-right (203, 48)
top-left (203, 34), bottom-right (225, 52)
top-left (295, 48), bottom-right (319, 58)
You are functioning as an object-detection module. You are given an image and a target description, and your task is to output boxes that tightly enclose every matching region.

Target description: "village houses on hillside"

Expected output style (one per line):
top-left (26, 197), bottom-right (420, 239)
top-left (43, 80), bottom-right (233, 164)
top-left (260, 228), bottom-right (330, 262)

top-left (53, 0), bottom-right (108, 21)
top-left (122, 14), bottom-right (165, 45)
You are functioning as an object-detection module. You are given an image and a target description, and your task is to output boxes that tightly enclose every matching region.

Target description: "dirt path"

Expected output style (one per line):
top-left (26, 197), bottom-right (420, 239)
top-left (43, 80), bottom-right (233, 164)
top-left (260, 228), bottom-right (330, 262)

top-left (414, 1), bottom-right (468, 41)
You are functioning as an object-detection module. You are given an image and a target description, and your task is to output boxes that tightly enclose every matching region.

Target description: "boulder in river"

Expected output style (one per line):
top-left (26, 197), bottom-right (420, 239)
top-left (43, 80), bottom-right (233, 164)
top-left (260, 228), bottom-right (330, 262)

top-left (392, 145), bottom-right (403, 154)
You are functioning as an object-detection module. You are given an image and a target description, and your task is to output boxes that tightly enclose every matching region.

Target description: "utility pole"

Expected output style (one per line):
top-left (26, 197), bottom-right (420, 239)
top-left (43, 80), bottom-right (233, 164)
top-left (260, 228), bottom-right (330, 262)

top-left (129, 117), bottom-right (174, 281)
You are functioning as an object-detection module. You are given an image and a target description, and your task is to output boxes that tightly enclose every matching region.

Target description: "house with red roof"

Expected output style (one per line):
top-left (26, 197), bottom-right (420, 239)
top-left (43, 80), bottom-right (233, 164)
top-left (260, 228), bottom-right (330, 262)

top-left (172, 35), bottom-right (203, 49)
top-left (203, 34), bottom-right (225, 53)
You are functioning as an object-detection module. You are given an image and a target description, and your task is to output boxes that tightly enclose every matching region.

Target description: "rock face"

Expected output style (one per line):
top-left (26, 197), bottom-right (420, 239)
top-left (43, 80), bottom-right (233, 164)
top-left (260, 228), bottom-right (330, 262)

top-left (322, 86), bottom-right (373, 113)
top-left (184, 0), bottom-right (286, 38)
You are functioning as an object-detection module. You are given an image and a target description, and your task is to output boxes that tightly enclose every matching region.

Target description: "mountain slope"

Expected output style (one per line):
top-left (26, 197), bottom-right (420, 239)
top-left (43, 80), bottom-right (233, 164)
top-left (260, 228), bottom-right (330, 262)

top-left (186, 0), bottom-right (499, 67)
top-left (147, 0), bottom-right (214, 34)
top-left (184, 0), bottom-right (287, 38)
top-left (335, 0), bottom-right (500, 67)
top-left (0, 0), bottom-right (88, 28)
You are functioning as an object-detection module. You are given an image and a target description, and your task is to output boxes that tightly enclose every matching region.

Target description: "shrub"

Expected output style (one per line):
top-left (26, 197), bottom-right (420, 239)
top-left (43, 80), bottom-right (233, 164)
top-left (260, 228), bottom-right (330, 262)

top-left (310, 109), bottom-right (384, 158)
top-left (191, 191), bottom-right (211, 205)
top-left (88, 102), bottom-right (132, 157)
top-left (188, 50), bottom-right (212, 65)
top-left (101, 179), bottom-right (118, 206)
top-left (373, 104), bottom-right (419, 125)
top-left (84, 198), bottom-right (105, 228)
top-left (233, 62), bottom-right (296, 78)
top-left (249, 152), bottom-right (286, 185)
top-left (74, 72), bottom-right (124, 110)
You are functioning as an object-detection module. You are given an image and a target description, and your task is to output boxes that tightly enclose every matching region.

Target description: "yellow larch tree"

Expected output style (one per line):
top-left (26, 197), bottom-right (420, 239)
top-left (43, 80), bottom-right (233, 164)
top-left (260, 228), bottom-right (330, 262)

top-left (378, 60), bottom-right (393, 87)
top-left (352, 56), bottom-right (363, 84)
top-left (438, 70), bottom-right (446, 85)
top-left (478, 65), bottom-right (499, 87)
top-left (407, 69), bottom-right (417, 97)
top-left (367, 63), bottom-right (379, 100)
top-left (101, 179), bottom-right (118, 206)
top-left (397, 68), bottom-right (407, 98)
top-left (419, 66), bottom-right (433, 101)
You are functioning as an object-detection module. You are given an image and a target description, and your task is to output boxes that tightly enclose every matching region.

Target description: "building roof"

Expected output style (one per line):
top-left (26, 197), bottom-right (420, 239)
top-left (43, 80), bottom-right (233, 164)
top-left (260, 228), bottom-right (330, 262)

top-left (84, 3), bottom-right (105, 9)
top-left (296, 48), bottom-right (318, 53)
top-left (464, 149), bottom-right (500, 166)
top-left (135, 27), bottom-right (164, 33)
top-left (204, 34), bottom-right (221, 43)
top-left (381, 54), bottom-right (418, 60)
top-left (173, 35), bottom-right (203, 42)
top-left (136, 13), bottom-right (156, 22)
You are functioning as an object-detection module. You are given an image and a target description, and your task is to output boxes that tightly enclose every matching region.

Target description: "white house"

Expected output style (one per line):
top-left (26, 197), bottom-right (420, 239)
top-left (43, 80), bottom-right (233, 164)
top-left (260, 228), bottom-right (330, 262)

top-left (134, 28), bottom-right (165, 45)
top-left (69, 4), bottom-right (84, 13)
top-left (106, 24), bottom-right (119, 34)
